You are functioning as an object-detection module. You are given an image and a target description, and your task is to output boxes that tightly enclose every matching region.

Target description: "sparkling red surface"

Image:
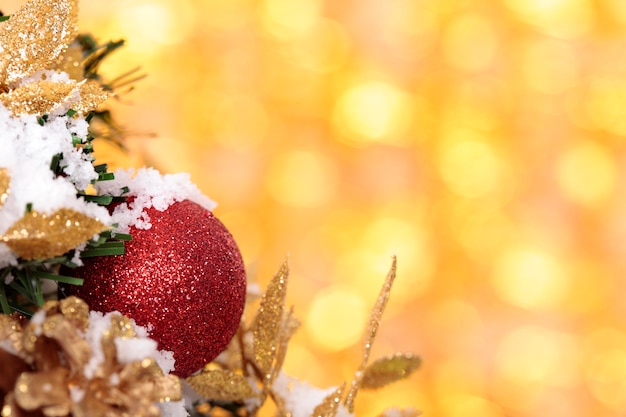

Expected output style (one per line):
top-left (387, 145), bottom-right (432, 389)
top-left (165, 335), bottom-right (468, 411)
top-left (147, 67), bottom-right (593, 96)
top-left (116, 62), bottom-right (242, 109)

top-left (66, 200), bottom-right (247, 378)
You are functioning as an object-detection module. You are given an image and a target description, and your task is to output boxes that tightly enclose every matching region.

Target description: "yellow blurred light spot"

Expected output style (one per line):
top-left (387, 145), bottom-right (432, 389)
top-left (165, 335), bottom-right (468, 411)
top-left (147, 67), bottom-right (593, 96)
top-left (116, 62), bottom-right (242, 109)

top-left (334, 81), bottom-right (413, 146)
top-left (434, 357), bottom-right (486, 398)
top-left (491, 246), bottom-right (568, 310)
top-left (606, 0), bottom-right (626, 25)
top-left (586, 78), bottom-right (626, 136)
top-left (260, 0), bottom-right (322, 39)
top-left (265, 150), bottom-right (337, 207)
top-left (587, 348), bottom-right (626, 410)
top-left (451, 204), bottom-right (513, 258)
top-left (210, 95), bottom-right (269, 149)
top-left (282, 342), bottom-right (326, 386)
top-left (306, 284), bottom-right (367, 351)
top-left (117, 2), bottom-right (195, 46)
top-left (442, 14), bottom-right (497, 72)
top-left (438, 135), bottom-right (502, 198)
top-left (523, 40), bottom-right (579, 94)
top-left (447, 394), bottom-right (505, 417)
top-left (496, 326), bottom-right (580, 387)
top-left (345, 217), bottom-right (432, 307)
top-left (197, 0), bottom-right (251, 30)
top-left (503, 0), bottom-right (592, 38)
top-left (443, 81), bottom-right (505, 132)
top-left (556, 141), bottom-right (617, 207)
top-left (285, 18), bottom-right (350, 73)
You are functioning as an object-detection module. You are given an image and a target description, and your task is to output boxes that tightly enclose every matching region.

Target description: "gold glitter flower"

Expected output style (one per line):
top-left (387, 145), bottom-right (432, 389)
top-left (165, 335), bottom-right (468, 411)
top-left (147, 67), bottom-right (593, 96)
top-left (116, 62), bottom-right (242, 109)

top-left (0, 297), bottom-right (181, 417)
top-left (189, 258), bottom-right (421, 417)
top-left (0, 0), bottom-right (109, 116)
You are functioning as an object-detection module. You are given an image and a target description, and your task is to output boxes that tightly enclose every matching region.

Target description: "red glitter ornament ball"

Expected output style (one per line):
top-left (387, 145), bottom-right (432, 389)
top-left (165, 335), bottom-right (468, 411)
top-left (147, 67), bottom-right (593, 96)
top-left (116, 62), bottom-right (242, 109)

top-left (64, 200), bottom-right (246, 378)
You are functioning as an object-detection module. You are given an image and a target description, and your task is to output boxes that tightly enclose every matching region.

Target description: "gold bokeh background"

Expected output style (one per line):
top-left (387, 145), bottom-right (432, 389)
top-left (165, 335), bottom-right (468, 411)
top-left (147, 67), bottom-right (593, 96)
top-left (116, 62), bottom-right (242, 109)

top-left (8, 0), bottom-right (626, 415)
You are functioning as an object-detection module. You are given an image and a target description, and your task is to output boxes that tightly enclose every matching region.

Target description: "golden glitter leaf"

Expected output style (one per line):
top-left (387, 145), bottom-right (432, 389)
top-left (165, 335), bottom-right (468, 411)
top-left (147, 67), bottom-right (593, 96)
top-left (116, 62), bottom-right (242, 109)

top-left (72, 80), bottom-right (111, 114)
top-left (1, 208), bottom-right (107, 260)
top-left (344, 256), bottom-right (397, 412)
top-left (360, 353), bottom-right (421, 390)
top-left (187, 369), bottom-right (258, 402)
top-left (0, 167), bottom-right (10, 210)
top-left (0, 80), bottom-right (77, 116)
top-left (0, 0), bottom-right (78, 83)
top-left (272, 307), bottom-right (300, 383)
top-left (251, 260), bottom-right (289, 377)
top-left (311, 384), bottom-right (345, 417)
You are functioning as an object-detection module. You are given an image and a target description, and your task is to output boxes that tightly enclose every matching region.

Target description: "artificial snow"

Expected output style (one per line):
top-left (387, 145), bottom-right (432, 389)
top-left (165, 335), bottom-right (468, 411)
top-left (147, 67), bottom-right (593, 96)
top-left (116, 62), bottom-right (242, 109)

top-left (0, 102), bottom-right (111, 268)
top-left (272, 372), bottom-right (354, 417)
top-left (95, 167), bottom-right (217, 233)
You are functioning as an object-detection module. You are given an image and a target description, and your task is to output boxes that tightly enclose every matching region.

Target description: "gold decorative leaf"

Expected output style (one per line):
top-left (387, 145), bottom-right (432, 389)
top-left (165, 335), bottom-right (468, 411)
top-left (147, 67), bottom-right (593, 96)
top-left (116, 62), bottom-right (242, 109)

top-left (311, 384), bottom-right (345, 417)
top-left (361, 353), bottom-right (421, 390)
top-left (72, 80), bottom-right (110, 114)
top-left (0, 0), bottom-right (78, 83)
top-left (251, 260), bottom-right (289, 377)
top-left (344, 256), bottom-right (397, 412)
top-left (0, 168), bottom-right (10, 210)
top-left (187, 369), bottom-right (258, 402)
top-left (1, 208), bottom-right (107, 260)
top-left (272, 307), bottom-right (300, 382)
top-left (0, 80), bottom-right (77, 116)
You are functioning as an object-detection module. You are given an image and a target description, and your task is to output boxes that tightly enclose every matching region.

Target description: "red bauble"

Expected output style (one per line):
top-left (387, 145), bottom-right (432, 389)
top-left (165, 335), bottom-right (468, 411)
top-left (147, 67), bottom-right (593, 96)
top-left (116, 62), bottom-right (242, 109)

top-left (64, 200), bottom-right (246, 378)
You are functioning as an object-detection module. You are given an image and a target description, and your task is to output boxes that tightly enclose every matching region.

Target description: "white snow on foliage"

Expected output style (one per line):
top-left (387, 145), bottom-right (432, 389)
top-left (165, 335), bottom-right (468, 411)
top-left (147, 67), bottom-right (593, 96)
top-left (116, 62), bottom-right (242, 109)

top-left (95, 167), bottom-right (217, 233)
top-left (272, 372), bottom-right (354, 417)
top-left (0, 102), bottom-right (111, 268)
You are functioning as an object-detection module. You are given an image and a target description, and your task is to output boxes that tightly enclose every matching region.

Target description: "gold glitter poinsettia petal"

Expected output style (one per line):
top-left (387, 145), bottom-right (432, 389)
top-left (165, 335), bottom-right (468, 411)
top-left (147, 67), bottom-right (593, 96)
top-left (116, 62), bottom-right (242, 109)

top-left (0, 80), bottom-right (77, 115)
top-left (1, 208), bottom-right (107, 260)
top-left (0, 0), bottom-right (78, 83)
top-left (360, 353), bottom-right (421, 390)
top-left (0, 168), bottom-right (10, 210)
top-left (72, 80), bottom-right (110, 114)
top-left (252, 260), bottom-right (289, 377)
top-left (187, 369), bottom-right (258, 402)
top-left (311, 383), bottom-right (345, 417)
top-left (345, 256), bottom-right (397, 412)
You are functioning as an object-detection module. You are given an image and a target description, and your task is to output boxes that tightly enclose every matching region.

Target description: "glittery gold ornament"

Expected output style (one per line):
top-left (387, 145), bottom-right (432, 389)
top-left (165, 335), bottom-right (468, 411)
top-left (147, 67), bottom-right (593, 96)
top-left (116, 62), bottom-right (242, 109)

top-left (0, 79), bottom-right (109, 116)
top-left (1, 208), bottom-right (107, 260)
top-left (0, 297), bottom-right (182, 417)
top-left (0, 0), bottom-right (78, 84)
top-left (0, 0), bottom-right (110, 116)
top-left (187, 369), bottom-right (258, 402)
top-left (187, 258), bottom-right (419, 417)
